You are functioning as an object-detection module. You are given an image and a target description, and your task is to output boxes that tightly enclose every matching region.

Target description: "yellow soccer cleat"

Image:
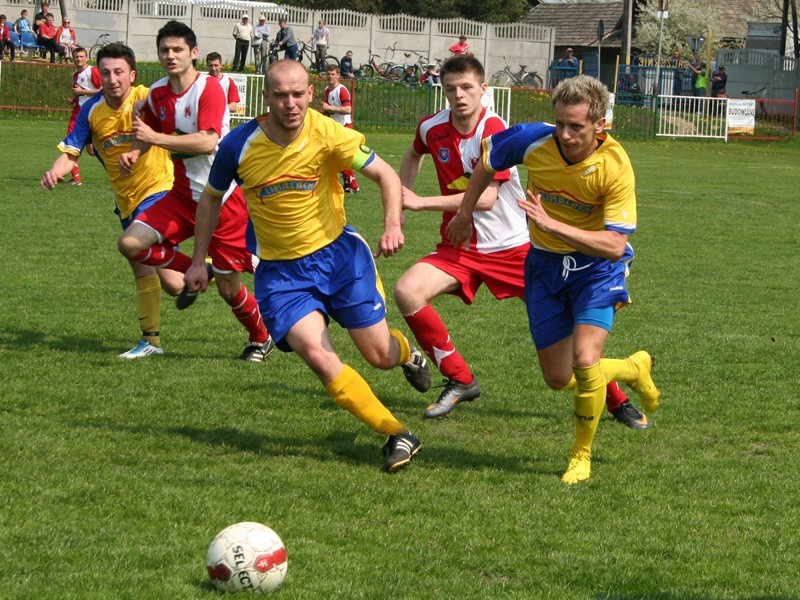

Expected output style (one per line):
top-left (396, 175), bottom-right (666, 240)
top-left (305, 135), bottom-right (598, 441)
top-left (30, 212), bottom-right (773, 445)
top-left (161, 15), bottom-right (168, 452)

top-left (562, 452), bottom-right (592, 484)
top-left (629, 351), bottom-right (661, 413)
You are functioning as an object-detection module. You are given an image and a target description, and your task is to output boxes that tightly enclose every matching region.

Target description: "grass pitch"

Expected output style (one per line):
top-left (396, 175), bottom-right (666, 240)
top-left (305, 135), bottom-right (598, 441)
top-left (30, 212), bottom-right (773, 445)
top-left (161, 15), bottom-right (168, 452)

top-left (1, 116), bottom-right (799, 599)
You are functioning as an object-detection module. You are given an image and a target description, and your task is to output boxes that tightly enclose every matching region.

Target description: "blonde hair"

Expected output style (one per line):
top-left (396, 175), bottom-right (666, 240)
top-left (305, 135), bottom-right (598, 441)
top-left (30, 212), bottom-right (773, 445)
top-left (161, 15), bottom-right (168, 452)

top-left (551, 75), bottom-right (609, 122)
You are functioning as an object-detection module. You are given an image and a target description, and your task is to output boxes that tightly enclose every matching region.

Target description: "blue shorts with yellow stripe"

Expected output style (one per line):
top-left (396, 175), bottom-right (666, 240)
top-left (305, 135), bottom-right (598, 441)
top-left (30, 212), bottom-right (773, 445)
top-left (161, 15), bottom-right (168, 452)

top-left (524, 244), bottom-right (634, 350)
top-left (254, 225), bottom-right (387, 351)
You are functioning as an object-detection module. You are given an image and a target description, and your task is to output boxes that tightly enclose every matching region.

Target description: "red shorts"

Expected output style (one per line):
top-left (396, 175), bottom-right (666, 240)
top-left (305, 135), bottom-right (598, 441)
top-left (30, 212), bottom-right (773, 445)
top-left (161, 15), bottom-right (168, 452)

top-left (419, 242), bottom-right (529, 304)
top-left (135, 187), bottom-right (253, 273)
top-left (67, 105), bottom-right (80, 134)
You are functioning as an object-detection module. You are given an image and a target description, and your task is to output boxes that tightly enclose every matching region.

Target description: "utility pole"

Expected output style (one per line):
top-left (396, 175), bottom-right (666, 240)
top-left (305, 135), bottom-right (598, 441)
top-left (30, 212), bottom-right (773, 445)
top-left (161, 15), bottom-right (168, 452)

top-left (621, 0), bottom-right (633, 65)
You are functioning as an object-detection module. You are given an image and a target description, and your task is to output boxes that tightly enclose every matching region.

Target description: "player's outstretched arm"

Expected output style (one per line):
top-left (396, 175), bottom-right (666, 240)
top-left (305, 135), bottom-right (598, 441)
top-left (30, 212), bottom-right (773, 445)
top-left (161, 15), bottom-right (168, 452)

top-left (445, 160), bottom-right (495, 249)
top-left (41, 153), bottom-right (78, 190)
top-left (362, 154), bottom-right (404, 258)
top-left (185, 188), bottom-right (224, 293)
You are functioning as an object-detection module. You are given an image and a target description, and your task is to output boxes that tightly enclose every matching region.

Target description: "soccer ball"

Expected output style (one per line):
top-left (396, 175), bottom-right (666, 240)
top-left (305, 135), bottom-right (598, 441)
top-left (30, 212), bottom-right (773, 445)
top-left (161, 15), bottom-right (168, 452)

top-left (207, 522), bottom-right (288, 594)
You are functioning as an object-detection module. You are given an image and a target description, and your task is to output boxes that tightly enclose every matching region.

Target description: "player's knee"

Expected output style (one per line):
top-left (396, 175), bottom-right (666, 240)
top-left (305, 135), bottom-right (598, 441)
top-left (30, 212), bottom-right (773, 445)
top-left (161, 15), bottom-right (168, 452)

top-left (393, 275), bottom-right (423, 313)
top-left (541, 369), bottom-right (571, 391)
top-left (361, 343), bottom-right (396, 370)
top-left (118, 233), bottom-right (144, 259)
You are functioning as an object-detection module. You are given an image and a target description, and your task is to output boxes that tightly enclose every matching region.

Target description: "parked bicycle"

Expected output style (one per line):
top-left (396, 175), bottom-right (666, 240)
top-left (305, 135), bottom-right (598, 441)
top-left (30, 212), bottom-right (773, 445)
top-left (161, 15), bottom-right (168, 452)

top-left (489, 57), bottom-right (543, 88)
top-left (88, 33), bottom-right (111, 61)
top-left (741, 86), bottom-right (769, 118)
top-left (296, 41), bottom-right (338, 74)
top-left (356, 53), bottom-right (404, 80)
top-left (257, 42), bottom-right (282, 75)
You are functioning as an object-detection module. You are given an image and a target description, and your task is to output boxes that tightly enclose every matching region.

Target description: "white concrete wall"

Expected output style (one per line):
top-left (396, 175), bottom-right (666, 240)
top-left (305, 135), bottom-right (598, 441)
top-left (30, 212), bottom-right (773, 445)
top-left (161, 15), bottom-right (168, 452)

top-left (0, 0), bottom-right (554, 75)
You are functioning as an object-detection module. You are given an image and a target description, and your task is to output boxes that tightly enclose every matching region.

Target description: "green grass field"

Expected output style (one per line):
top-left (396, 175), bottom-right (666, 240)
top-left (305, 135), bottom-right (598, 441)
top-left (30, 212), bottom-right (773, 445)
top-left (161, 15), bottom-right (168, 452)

top-left (1, 116), bottom-right (799, 599)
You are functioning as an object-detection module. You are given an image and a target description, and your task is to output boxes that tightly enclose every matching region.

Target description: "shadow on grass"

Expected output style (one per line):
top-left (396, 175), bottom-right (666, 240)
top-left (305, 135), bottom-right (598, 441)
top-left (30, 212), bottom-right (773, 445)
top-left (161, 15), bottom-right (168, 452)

top-left (68, 418), bottom-right (554, 475)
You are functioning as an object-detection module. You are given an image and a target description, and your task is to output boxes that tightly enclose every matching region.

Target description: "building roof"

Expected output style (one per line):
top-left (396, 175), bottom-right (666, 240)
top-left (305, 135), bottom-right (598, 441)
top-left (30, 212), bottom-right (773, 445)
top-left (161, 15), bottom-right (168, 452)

top-left (524, 0), bottom-right (774, 49)
top-left (523, 1), bottom-right (624, 48)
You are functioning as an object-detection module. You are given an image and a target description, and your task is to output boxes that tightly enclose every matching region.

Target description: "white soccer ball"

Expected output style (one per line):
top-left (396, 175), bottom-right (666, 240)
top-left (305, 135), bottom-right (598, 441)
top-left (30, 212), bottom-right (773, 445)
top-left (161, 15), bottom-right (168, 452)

top-left (207, 522), bottom-right (288, 594)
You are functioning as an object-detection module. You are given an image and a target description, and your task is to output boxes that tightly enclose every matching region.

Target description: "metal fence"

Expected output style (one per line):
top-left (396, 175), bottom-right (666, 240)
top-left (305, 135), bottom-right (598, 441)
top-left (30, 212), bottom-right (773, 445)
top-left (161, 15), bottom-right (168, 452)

top-left (1, 61), bottom-right (796, 141)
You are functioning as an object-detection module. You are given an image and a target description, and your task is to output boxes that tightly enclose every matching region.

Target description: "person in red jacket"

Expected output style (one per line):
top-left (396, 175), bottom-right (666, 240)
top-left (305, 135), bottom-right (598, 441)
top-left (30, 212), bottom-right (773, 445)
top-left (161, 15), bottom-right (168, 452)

top-left (54, 17), bottom-right (77, 62)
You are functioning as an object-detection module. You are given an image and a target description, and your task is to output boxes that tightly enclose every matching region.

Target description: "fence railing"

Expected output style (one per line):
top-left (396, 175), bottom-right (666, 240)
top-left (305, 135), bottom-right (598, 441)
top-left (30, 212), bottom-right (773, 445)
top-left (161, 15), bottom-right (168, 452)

top-left (1, 61), bottom-right (796, 141)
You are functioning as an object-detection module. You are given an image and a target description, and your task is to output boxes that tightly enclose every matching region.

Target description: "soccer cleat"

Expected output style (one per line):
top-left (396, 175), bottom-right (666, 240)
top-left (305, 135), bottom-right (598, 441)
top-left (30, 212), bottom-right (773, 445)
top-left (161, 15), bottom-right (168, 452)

top-left (629, 351), bottom-right (661, 412)
top-left (176, 262), bottom-right (215, 310)
top-left (562, 451), bottom-right (592, 484)
top-left (402, 345), bottom-right (431, 392)
top-left (423, 377), bottom-right (481, 419)
top-left (611, 400), bottom-right (652, 429)
top-left (382, 432), bottom-right (421, 473)
top-left (69, 179), bottom-right (82, 186)
top-left (118, 340), bottom-right (164, 359)
top-left (239, 337), bottom-right (276, 362)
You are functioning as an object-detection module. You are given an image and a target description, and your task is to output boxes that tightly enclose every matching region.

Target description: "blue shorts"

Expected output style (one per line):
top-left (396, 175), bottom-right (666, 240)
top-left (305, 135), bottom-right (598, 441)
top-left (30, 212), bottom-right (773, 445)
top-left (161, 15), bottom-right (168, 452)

top-left (254, 225), bottom-right (387, 352)
top-left (117, 191), bottom-right (168, 230)
top-left (524, 244), bottom-right (634, 350)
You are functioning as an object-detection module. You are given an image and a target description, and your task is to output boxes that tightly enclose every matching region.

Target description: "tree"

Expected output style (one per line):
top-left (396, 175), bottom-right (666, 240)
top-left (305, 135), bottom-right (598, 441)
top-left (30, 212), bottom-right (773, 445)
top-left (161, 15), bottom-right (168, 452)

top-left (291, 0), bottom-right (531, 23)
top-left (635, 0), bottom-right (723, 55)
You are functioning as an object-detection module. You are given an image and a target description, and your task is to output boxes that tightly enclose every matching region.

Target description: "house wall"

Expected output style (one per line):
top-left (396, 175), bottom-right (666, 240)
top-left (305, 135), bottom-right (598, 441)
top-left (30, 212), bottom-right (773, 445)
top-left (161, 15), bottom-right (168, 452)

top-left (1, 0), bottom-right (554, 76)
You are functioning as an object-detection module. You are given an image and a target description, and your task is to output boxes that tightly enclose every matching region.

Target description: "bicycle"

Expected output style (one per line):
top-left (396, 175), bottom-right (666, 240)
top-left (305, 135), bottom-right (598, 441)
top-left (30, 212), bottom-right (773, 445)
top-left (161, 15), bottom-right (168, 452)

top-left (741, 86), bottom-right (769, 118)
top-left (296, 41), bottom-right (338, 75)
top-left (355, 53), bottom-right (404, 80)
top-left (88, 33), bottom-right (111, 61)
top-left (489, 57), bottom-right (543, 88)
top-left (257, 42), bottom-right (282, 75)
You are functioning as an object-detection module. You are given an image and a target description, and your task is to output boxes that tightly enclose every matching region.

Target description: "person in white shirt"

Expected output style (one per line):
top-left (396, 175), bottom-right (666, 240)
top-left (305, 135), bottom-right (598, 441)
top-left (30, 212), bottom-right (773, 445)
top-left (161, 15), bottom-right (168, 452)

top-left (252, 15), bottom-right (271, 74)
top-left (309, 19), bottom-right (330, 73)
top-left (232, 14), bottom-right (251, 71)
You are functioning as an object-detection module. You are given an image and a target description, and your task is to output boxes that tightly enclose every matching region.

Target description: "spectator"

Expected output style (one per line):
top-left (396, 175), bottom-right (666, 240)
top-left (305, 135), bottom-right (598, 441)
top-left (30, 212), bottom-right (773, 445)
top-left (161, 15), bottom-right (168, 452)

top-left (14, 9), bottom-right (32, 36)
top-left (1, 14), bottom-right (15, 61)
top-left (340, 50), bottom-right (355, 79)
top-left (55, 17), bottom-right (77, 62)
top-left (309, 19), bottom-right (330, 72)
top-left (37, 14), bottom-right (58, 63)
top-left (275, 18), bottom-right (297, 60)
top-left (689, 59), bottom-right (707, 97)
top-left (558, 47), bottom-right (579, 70)
top-left (689, 53), bottom-right (702, 91)
top-left (402, 64), bottom-right (419, 85)
top-left (420, 63), bottom-right (440, 85)
top-left (206, 51), bottom-right (241, 113)
top-left (711, 65), bottom-right (727, 97)
top-left (33, 1), bottom-right (51, 34)
top-left (449, 35), bottom-right (469, 56)
top-left (252, 14), bottom-right (270, 74)
top-left (668, 49), bottom-right (684, 96)
top-left (232, 13), bottom-right (251, 71)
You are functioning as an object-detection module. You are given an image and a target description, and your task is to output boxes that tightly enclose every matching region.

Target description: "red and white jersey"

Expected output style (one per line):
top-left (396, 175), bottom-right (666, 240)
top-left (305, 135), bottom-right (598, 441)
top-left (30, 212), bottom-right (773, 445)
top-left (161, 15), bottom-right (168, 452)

top-left (217, 73), bottom-right (241, 105)
top-left (323, 83), bottom-right (352, 126)
top-left (413, 107), bottom-right (528, 253)
top-left (73, 65), bottom-right (101, 107)
top-left (144, 73), bottom-right (231, 203)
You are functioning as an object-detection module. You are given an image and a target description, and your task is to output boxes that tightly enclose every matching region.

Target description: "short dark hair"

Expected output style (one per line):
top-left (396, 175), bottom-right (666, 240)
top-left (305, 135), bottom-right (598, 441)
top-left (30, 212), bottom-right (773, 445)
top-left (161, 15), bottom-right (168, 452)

top-left (439, 54), bottom-right (485, 83)
top-left (156, 20), bottom-right (197, 50)
top-left (73, 46), bottom-right (87, 56)
top-left (206, 51), bottom-right (222, 64)
top-left (327, 65), bottom-right (340, 74)
top-left (97, 42), bottom-right (136, 72)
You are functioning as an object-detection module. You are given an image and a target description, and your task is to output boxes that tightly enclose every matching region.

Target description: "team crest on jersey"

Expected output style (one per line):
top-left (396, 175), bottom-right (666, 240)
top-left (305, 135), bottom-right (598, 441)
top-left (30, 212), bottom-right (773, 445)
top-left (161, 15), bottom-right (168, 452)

top-left (184, 105), bottom-right (192, 118)
top-left (159, 107), bottom-right (166, 120)
top-left (469, 156), bottom-right (479, 170)
top-left (438, 148), bottom-right (450, 163)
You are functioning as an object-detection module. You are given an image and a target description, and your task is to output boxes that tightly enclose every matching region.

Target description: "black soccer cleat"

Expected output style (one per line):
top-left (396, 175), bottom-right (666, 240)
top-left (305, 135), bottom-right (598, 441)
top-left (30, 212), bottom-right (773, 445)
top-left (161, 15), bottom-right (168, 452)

top-left (401, 345), bottom-right (431, 392)
top-left (176, 262), bottom-right (215, 310)
top-left (382, 432), bottom-right (421, 473)
top-left (239, 336), bottom-right (276, 363)
top-left (611, 400), bottom-right (652, 429)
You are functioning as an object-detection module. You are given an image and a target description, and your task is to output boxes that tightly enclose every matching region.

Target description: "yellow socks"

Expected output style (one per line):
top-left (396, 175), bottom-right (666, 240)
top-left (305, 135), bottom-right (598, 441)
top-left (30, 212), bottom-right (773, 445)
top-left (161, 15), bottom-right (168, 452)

top-left (601, 353), bottom-right (661, 412)
top-left (563, 362), bottom-right (606, 484)
top-left (326, 365), bottom-right (407, 436)
top-left (389, 328), bottom-right (411, 366)
top-left (135, 274), bottom-right (162, 347)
